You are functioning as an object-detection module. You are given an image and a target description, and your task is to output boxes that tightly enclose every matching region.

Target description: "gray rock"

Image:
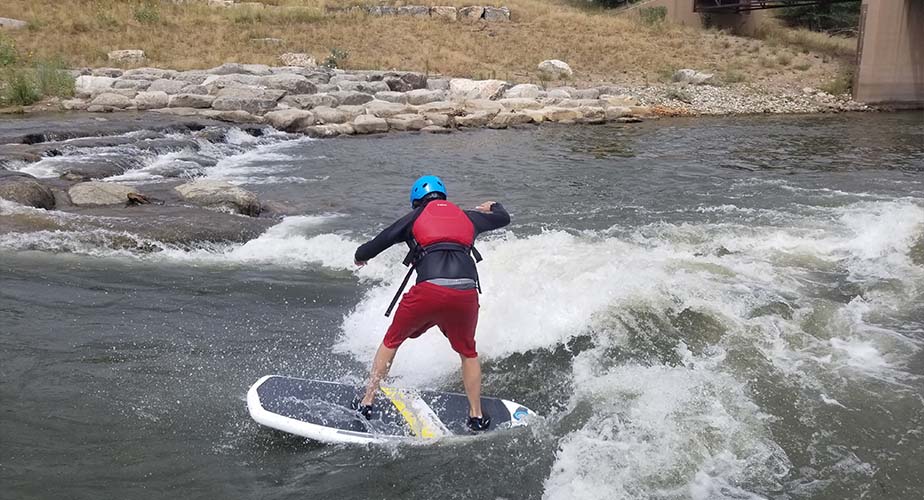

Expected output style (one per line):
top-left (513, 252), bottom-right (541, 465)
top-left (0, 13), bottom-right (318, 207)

top-left (424, 113), bottom-right (453, 128)
top-left (504, 84), bottom-right (541, 99)
top-left (386, 114), bottom-right (427, 131)
top-left (113, 79), bottom-right (151, 91)
top-left (352, 115), bottom-right (389, 135)
top-left (672, 69), bottom-right (714, 85)
top-left (174, 71), bottom-right (210, 85)
top-left (458, 6), bottom-right (484, 20)
top-left (108, 49), bottom-right (145, 65)
top-left (489, 112), bottom-right (532, 128)
top-left (75, 76), bottom-right (116, 98)
top-left (571, 88), bottom-right (600, 100)
top-left (375, 91), bottom-right (409, 104)
top-left (367, 6), bottom-right (397, 16)
top-left (148, 79), bottom-right (188, 94)
top-left (430, 6), bottom-right (457, 21)
top-left (449, 79), bottom-right (509, 100)
top-left (426, 78), bottom-right (450, 91)
top-left (0, 17), bottom-right (28, 30)
top-left (338, 80), bottom-right (390, 93)
top-left (483, 7), bottom-right (510, 22)
top-left (60, 159), bottom-right (133, 181)
top-left (179, 85), bottom-right (209, 95)
top-left (0, 175), bottom-right (54, 209)
top-left (281, 93), bottom-right (338, 109)
top-left (328, 91), bottom-right (374, 106)
top-left (211, 110), bottom-right (264, 124)
top-left (68, 182), bottom-right (138, 206)
top-left (121, 68), bottom-right (177, 81)
top-left (397, 6), bottom-right (429, 17)
top-left (312, 106), bottom-right (350, 124)
top-left (168, 94), bottom-right (216, 109)
top-left (498, 98), bottom-right (543, 110)
top-left (406, 89), bottom-right (446, 105)
top-left (455, 111), bottom-right (495, 128)
top-left (201, 74), bottom-right (263, 93)
top-left (211, 87), bottom-right (286, 114)
top-left (61, 99), bottom-right (89, 111)
top-left (90, 93), bottom-right (133, 109)
top-left (315, 83), bottom-right (339, 93)
top-left (264, 109), bottom-right (315, 132)
top-left (279, 52), bottom-right (318, 68)
top-left (364, 100), bottom-right (412, 118)
top-left (260, 74), bottom-right (317, 94)
top-left (336, 105), bottom-right (366, 119)
top-left (135, 91), bottom-right (169, 110)
top-left (175, 180), bottom-right (261, 216)
top-left (538, 60), bottom-right (573, 80)
top-left (547, 87), bottom-right (575, 99)
top-left (91, 68), bottom-right (124, 78)
top-left (384, 73), bottom-right (428, 92)
top-left (330, 74), bottom-right (366, 85)
top-left (208, 63), bottom-right (272, 76)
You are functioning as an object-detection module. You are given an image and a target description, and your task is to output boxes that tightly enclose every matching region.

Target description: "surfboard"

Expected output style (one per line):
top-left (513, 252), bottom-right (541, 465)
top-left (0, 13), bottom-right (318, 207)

top-left (247, 375), bottom-right (537, 444)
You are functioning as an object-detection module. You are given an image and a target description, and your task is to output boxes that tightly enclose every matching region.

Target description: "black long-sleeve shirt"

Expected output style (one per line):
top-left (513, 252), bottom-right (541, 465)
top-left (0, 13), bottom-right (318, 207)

top-left (355, 202), bottom-right (510, 283)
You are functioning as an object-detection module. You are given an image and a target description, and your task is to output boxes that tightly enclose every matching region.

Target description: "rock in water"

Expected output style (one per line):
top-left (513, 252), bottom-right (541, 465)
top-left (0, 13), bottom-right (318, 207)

top-left (538, 60), bottom-right (573, 80)
top-left (672, 69), bottom-right (714, 85)
top-left (264, 109), bottom-right (316, 132)
top-left (68, 182), bottom-right (137, 206)
top-left (108, 50), bottom-right (146, 65)
top-left (352, 115), bottom-right (389, 135)
top-left (0, 174), bottom-right (55, 209)
top-left (174, 180), bottom-right (262, 216)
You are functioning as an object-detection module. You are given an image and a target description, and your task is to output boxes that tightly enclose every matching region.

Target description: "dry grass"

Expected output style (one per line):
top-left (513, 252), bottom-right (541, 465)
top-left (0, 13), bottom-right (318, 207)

top-left (0, 0), bottom-right (853, 87)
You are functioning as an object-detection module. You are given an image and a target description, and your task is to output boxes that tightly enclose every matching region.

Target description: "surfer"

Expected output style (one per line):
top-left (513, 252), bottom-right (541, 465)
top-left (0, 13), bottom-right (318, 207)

top-left (353, 175), bottom-right (510, 431)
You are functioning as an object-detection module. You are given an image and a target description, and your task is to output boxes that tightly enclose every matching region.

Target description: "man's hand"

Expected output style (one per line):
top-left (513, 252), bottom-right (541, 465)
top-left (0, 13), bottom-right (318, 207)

top-left (475, 201), bottom-right (496, 213)
top-left (355, 260), bottom-right (367, 267)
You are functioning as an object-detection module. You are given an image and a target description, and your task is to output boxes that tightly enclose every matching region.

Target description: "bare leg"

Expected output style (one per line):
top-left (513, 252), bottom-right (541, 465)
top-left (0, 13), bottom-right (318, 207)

top-left (460, 355), bottom-right (483, 418)
top-left (361, 343), bottom-right (397, 406)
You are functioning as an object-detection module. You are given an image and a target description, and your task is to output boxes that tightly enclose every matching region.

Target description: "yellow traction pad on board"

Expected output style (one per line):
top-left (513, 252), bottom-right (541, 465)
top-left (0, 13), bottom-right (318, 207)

top-left (381, 386), bottom-right (451, 439)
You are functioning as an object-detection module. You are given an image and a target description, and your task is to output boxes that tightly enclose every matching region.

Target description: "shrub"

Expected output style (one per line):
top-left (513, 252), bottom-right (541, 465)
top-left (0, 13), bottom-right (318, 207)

top-left (323, 48), bottom-right (349, 69)
top-left (777, 53), bottom-right (793, 66)
top-left (638, 6), bottom-right (666, 25)
top-left (665, 87), bottom-right (693, 104)
top-left (2, 69), bottom-right (40, 106)
top-left (777, 2), bottom-right (860, 33)
top-left (0, 36), bottom-right (18, 67)
top-left (794, 62), bottom-right (812, 71)
top-left (133, 3), bottom-right (161, 25)
top-left (35, 59), bottom-right (75, 98)
top-left (820, 64), bottom-right (855, 95)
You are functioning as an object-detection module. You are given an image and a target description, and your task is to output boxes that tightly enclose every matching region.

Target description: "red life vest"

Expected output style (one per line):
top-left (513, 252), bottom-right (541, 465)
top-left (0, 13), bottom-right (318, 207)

top-left (411, 200), bottom-right (475, 248)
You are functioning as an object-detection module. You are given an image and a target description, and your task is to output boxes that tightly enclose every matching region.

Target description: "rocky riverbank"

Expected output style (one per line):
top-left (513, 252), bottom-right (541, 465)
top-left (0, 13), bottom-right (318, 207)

top-left (11, 60), bottom-right (872, 140)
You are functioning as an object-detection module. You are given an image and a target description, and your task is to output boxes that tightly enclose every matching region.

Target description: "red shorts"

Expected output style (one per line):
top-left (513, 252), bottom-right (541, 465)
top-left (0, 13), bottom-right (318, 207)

top-left (383, 281), bottom-right (480, 358)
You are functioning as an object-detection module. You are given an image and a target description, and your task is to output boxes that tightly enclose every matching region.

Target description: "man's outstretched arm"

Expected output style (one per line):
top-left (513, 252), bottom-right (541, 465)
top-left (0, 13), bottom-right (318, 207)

top-left (354, 210), bottom-right (418, 264)
top-left (467, 201), bottom-right (511, 235)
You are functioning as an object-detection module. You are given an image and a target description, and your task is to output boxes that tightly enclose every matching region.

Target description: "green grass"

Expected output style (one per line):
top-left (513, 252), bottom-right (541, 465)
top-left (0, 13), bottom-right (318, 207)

top-left (0, 60), bottom-right (75, 107)
top-left (133, 3), bottom-right (161, 25)
top-left (819, 64), bottom-right (854, 95)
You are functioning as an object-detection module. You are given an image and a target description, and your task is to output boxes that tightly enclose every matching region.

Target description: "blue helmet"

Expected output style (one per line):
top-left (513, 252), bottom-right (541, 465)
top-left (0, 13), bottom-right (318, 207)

top-left (409, 175), bottom-right (446, 207)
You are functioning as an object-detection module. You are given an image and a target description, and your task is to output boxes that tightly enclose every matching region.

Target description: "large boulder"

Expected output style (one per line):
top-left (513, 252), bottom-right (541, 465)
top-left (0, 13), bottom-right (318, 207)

top-left (672, 69), bottom-right (714, 85)
top-left (328, 91), bottom-right (374, 106)
top-left (279, 53), bottom-right (318, 68)
top-left (571, 88), bottom-right (600, 100)
top-left (302, 123), bottom-right (355, 138)
top-left (352, 115), bottom-right (389, 135)
top-left (121, 68), bottom-right (178, 80)
top-left (68, 182), bottom-right (137, 206)
top-left (211, 87), bottom-right (285, 114)
top-left (538, 60), bottom-right (573, 80)
top-left (375, 91), bottom-right (409, 104)
top-left (60, 159), bottom-right (132, 181)
top-left (449, 79), bottom-right (509, 100)
top-left (386, 114), bottom-right (427, 131)
top-left (484, 7), bottom-right (511, 22)
top-left (430, 6), bottom-right (457, 21)
top-left (75, 76), bottom-right (116, 98)
top-left (338, 80), bottom-right (391, 94)
top-left (489, 112), bottom-right (532, 128)
top-left (0, 17), bottom-right (28, 30)
top-left (135, 91), bottom-right (169, 110)
top-left (281, 93), bottom-right (338, 109)
top-left (458, 6), bottom-right (484, 20)
top-left (264, 109), bottom-right (315, 132)
top-left (108, 49), bottom-right (145, 65)
top-left (364, 100), bottom-right (412, 118)
top-left (498, 98), bottom-right (543, 111)
top-left (311, 106), bottom-right (350, 124)
top-left (89, 93), bottom-right (133, 109)
top-left (455, 111), bottom-right (495, 128)
top-left (0, 175), bottom-right (55, 209)
top-left (148, 79), bottom-right (188, 94)
top-left (168, 94), bottom-right (215, 109)
top-left (260, 74), bottom-right (317, 94)
top-left (174, 180), bottom-right (261, 216)
top-left (406, 89), bottom-right (446, 105)
top-left (208, 63), bottom-right (272, 76)
top-left (397, 6), bottom-right (430, 17)
top-left (113, 79), bottom-right (152, 91)
top-left (504, 84), bottom-right (541, 99)
top-left (384, 73), bottom-right (428, 92)
top-left (201, 74), bottom-right (263, 93)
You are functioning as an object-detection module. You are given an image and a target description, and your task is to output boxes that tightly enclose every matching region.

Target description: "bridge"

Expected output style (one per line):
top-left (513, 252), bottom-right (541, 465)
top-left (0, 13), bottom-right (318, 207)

top-left (637, 0), bottom-right (924, 106)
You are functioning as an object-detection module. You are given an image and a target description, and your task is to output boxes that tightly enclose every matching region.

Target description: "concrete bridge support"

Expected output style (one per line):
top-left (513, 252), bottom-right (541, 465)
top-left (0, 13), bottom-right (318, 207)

top-left (854, 0), bottom-right (924, 106)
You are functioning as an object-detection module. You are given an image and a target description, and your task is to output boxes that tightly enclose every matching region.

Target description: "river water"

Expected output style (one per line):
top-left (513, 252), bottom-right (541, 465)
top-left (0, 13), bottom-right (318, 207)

top-left (2, 112), bottom-right (923, 500)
